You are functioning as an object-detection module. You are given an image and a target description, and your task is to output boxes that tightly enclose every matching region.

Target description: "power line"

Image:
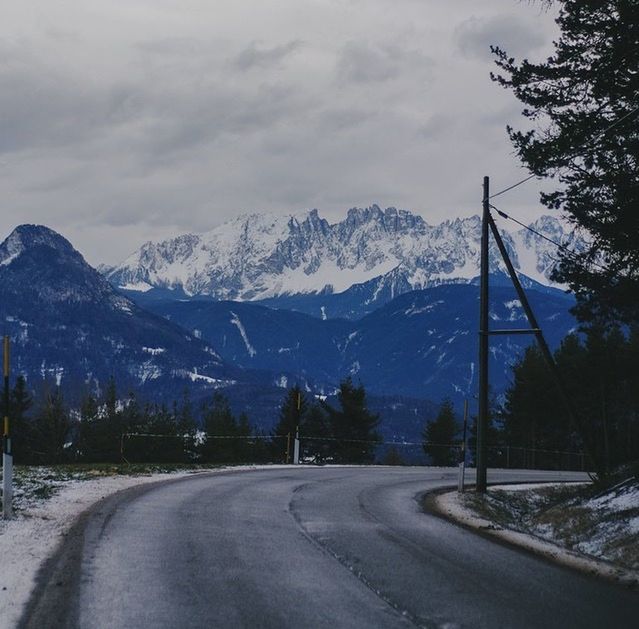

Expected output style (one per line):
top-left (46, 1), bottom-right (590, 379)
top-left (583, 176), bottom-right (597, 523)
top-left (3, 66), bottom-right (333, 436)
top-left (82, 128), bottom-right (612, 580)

top-left (488, 104), bottom-right (639, 200)
top-left (489, 203), bottom-right (610, 273)
top-left (490, 204), bottom-right (569, 251)
top-left (489, 174), bottom-right (538, 200)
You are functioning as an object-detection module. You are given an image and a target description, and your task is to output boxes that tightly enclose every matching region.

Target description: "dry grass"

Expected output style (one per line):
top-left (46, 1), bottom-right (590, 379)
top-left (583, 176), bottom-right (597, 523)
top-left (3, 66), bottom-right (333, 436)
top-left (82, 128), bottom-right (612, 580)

top-left (461, 479), bottom-right (639, 571)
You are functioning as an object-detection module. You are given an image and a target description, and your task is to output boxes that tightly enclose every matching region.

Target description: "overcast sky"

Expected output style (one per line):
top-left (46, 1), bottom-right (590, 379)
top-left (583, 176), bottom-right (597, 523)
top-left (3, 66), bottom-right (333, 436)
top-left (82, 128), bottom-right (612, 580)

top-left (0, 0), bottom-right (559, 266)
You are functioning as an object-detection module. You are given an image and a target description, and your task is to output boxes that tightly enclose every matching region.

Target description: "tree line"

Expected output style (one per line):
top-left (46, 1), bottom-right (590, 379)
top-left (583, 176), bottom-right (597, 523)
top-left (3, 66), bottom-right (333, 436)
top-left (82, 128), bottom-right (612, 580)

top-left (5, 375), bottom-right (381, 466)
top-left (6, 328), bottom-right (638, 471)
top-left (421, 327), bottom-right (639, 473)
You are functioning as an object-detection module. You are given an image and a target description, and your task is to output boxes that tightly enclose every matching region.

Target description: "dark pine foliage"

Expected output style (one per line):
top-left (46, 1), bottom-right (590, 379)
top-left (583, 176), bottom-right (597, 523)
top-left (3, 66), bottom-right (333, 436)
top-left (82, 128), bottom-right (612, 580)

top-left (422, 399), bottom-right (460, 467)
top-left (200, 392), bottom-right (252, 464)
top-left (301, 403), bottom-right (333, 464)
top-left (492, 0), bottom-right (639, 325)
top-left (30, 387), bottom-right (72, 464)
top-left (322, 377), bottom-right (380, 464)
top-left (502, 329), bottom-right (639, 472)
top-left (7, 376), bottom-right (34, 463)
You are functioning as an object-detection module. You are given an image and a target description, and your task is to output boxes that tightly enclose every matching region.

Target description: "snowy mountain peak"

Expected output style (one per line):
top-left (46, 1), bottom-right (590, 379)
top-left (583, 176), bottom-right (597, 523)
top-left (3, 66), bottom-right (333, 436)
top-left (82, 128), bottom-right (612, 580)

top-left (0, 224), bottom-right (133, 307)
top-left (0, 224), bottom-right (75, 267)
top-left (105, 207), bottom-right (579, 302)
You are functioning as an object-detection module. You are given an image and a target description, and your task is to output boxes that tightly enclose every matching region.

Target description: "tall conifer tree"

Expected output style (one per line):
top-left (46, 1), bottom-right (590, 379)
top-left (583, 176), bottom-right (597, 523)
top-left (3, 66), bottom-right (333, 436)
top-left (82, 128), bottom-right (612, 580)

top-left (492, 0), bottom-right (639, 324)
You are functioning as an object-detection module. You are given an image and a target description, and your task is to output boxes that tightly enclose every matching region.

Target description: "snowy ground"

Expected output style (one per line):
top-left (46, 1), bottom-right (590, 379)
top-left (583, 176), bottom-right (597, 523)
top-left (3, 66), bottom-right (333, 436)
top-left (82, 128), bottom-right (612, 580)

top-left (435, 478), bottom-right (639, 588)
top-left (0, 465), bottom-right (285, 629)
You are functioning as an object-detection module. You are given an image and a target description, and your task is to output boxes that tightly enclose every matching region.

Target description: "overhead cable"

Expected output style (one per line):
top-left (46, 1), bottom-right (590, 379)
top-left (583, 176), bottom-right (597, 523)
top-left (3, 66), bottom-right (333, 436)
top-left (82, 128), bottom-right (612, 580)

top-left (489, 203), bottom-right (610, 273)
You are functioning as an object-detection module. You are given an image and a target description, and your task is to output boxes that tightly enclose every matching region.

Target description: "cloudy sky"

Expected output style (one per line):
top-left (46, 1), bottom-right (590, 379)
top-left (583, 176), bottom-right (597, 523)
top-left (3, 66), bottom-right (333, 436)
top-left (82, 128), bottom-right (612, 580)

top-left (0, 0), bottom-right (559, 266)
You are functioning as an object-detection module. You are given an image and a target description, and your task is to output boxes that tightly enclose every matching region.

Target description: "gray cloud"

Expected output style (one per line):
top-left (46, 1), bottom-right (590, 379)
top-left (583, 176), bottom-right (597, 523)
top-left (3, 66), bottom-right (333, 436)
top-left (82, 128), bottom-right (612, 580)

top-left (234, 40), bottom-right (303, 71)
top-left (454, 15), bottom-right (547, 61)
top-left (0, 1), bottom-right (559, 266)
top-left (336, 42), bottom-right (432, 85)
top-left (135, 37), bottom-right (209, 56)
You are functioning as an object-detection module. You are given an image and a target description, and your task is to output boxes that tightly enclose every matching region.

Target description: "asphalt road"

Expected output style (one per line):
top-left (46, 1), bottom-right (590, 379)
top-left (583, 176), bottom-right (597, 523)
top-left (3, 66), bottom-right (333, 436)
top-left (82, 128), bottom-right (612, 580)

top-left (22, 467), bottom-right (639, 628)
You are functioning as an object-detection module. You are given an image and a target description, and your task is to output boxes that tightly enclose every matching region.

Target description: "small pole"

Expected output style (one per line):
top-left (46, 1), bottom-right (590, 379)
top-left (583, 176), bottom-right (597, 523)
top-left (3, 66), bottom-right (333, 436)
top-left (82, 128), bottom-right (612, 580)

top-left (286, 432), bottom-right (291, 464)
top-left (506, 445), bottom-right (510, 469)
top-left (3, 336), bottom-right (12, 519)
top-left (293, 388), bottom-right (301, 465)
top-left (293, 426), bottom-right (300, 465)
top-left (457, 399), bottom-right (468, 493)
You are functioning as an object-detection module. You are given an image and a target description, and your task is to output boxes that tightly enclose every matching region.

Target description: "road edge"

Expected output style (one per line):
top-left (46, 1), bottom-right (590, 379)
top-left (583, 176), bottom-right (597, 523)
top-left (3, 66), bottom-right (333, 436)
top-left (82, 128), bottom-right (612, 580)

top-left (421, 485), bottom-right (639, 591)
top-left (17, 472), bottom-right (220, 629)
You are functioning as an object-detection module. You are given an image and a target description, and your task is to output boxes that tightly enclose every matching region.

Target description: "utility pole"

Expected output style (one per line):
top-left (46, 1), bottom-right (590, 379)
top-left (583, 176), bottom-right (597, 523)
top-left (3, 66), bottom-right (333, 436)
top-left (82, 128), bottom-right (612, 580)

top-left (2, 336), bottom-right (12, 519)
top-left (293, 390), bottom-right (301, 465)
top-left (475, 175), bottom-right (602, 489)
top-left (457, 399), bottom-right (469, 493)
top-left (477, 177), bottom-right (490, 493)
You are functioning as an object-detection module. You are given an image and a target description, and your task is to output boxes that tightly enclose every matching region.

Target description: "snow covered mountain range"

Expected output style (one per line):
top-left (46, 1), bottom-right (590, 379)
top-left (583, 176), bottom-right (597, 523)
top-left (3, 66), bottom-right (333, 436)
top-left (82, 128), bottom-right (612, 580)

top-left (105, 206), bottom-right (581, 303)
top-left (0, 221), bottom-right (579, 436)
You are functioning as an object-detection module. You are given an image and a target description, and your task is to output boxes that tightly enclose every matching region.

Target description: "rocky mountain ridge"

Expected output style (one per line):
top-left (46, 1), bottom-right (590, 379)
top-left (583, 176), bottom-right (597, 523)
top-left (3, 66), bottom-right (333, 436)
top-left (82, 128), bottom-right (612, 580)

top-left (105, 206), bottom-right (583, 303)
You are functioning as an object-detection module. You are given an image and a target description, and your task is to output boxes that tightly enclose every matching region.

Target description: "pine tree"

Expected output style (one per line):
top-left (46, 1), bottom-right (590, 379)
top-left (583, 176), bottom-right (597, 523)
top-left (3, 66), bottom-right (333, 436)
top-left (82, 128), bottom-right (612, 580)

top-left (492, 0), bottom-right (639, 325)
top-left (323, 378), bottom-right (380, 464)
top-left (301, 404), bottom-right (331, 464)
top-left (9, 376), bottom-right (33, 463)
top-left (175, 389), bottom-right (197, 462)
top-left (422, 399), bottom-right (459, 467)
top-left (32, 388), bottom-right (71, 464)
top-left (235, 412), bottom-right (252, 462)
top-left (77, 392), bottom-right (101, 462)
top-left (79, 379), bottom-right (124, 462)
top-left (502, 330), bottom-right (639, 471)
top-left (201, 392), bottom-right (238, 463)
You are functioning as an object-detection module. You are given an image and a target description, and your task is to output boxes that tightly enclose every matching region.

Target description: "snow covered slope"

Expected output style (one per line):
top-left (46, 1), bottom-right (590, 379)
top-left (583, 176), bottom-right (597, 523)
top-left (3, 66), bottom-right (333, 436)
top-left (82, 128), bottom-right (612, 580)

top-left (106, 207), bottom-right (583, 302)
top-left (0, 225), bottom-right (240, 398)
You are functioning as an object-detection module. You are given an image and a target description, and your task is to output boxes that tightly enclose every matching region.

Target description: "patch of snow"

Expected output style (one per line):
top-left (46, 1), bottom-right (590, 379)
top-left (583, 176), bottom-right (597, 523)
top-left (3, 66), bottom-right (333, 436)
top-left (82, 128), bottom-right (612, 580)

top-left (277, 345), bottom-right (298, 354)
top-left (434, 481), bottom-right (639, 587)
top-left (120, 282), bottom-right (153, 292)
top-left (0, 252), bottom-right (20, 267)
top-left (276, 375), bottom-right (288, 388)
top-left (142, 347), bottom-right (165, 356)
top-left (186, 370), bottom-right (233, 387)
top-left (114, 299), bottom-right (133, 315)
top-left (39, 362), bottom-right (64, 386)
top-left (133, 361), bottom-right (162, 383)
top-left (230, 311), bottom-right (256, 357)
top-left (584, 482), bottom-right (639, 512)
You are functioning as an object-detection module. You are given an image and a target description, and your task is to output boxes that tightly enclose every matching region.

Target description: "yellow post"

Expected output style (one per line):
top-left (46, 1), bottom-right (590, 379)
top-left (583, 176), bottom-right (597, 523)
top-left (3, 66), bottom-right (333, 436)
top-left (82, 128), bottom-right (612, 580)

top-left (3, 335), bottom-right (9, 439)
top-left (3, 336), bottom-right (12, 519)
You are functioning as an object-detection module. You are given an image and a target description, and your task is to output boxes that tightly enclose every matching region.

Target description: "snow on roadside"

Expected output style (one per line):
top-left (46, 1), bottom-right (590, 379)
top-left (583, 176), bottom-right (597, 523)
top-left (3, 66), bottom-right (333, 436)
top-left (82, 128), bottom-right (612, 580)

top-left (435, 482), bottom-right (639, 588)
top-left (0, 465), bottom-right (282, 628)
top-left (574, 478), bottom-right (639, 562)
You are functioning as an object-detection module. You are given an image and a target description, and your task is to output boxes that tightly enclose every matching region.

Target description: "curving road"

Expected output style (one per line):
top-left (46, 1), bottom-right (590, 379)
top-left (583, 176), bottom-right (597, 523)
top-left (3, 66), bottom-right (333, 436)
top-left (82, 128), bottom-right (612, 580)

top-left (22, 467), bottom-right (639, 628)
